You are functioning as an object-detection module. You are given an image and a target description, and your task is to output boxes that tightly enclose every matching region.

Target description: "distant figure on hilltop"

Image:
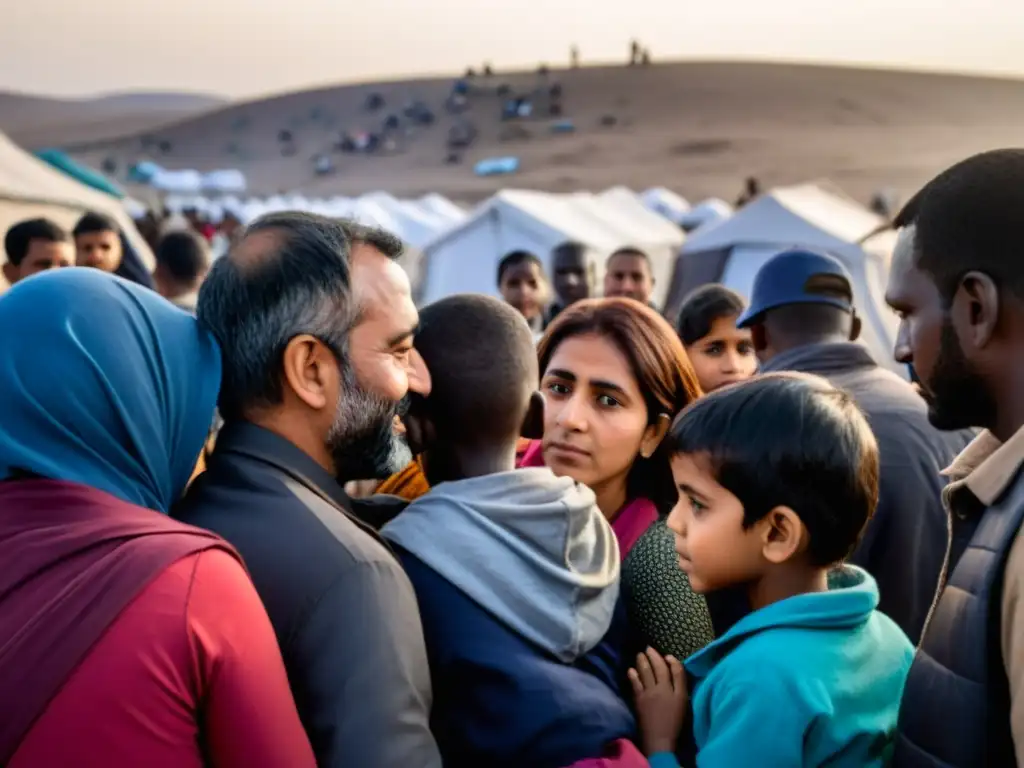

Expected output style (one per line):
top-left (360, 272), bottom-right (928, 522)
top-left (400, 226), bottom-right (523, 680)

top-left (629, 39), bottom-right (642, 66)
top-left (736, 176), bottom-right (762, 207)
top-left (571, 45), bottom-right (580, 68)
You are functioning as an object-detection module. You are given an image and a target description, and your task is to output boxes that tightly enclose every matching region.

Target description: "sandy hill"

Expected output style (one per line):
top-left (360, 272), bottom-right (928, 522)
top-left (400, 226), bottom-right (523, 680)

top-left (0, 91), bottom-right (225, 149)
top-left (66, 61), bottom-right (1024, 204)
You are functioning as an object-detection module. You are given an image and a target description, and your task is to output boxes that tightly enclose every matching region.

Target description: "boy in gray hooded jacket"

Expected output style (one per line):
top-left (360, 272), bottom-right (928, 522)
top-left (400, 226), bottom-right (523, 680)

top-left (382, 294), bottom-right (632, 768)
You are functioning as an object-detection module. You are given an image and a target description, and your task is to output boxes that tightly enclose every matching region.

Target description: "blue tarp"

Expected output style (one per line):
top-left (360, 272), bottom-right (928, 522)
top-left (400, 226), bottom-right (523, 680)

top-left (474, 156), bottom-right (520, 177)
top-left (34, 149), bottom-right (124, 199)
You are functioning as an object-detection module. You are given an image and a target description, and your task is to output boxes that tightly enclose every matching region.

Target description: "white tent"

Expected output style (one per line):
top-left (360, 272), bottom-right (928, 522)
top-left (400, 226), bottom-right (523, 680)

top-left (360, 192), bottom-right (451, 248)
top-left (599, 187), bottom-right (687, 243)
top-left (678, 198), bottom-right (733, 233)
top-left (418, 193), bottom-right (468, 225)
top-left (641, 187), bottom-right (691, 223)
top-left (417, 190), bottom-right (625, 306)
top-left (664, 182), bottom-right (900, 372)
top-left (347, 198), bottom-right (404, 234)
top-left (0, 132), bottom-right (154, 286)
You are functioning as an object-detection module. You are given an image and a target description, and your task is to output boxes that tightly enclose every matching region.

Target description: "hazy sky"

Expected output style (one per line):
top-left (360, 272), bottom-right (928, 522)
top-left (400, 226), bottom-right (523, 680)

top-left (4, 0), bottom-right (1023, 99)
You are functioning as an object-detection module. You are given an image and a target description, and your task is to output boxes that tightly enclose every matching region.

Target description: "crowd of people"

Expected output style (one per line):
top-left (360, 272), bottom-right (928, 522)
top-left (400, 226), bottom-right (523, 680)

top-left (2, 148), bottom-right (1024, 768)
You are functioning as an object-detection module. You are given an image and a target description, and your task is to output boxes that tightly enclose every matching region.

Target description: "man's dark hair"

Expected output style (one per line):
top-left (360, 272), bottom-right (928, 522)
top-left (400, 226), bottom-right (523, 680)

top-left (73, 211), bottom-right (119, 237)
top-left (763, 303), bottom-right (852, 343)
top-left (607, 247), bottom-right (651, 268)
top-left (497, 250), bottom-right (542, 285)
top-left (676, 284), bottom-right (746, 345)
top-left (196, 211), bottom-right (404, 422)
top-left (666, 372), bottom-right (879, 566)
top-left (416, 294), bottom-right (537, 447)
top-left (4, 218), bottom-right (68, 265)
top-left (893, 148), bottom-right (1024, 302)
top-left (156, 230), bottom-right (210, 284)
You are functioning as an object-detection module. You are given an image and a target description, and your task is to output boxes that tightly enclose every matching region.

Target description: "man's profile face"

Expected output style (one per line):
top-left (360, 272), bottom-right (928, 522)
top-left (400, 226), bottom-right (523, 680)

top-left (75, 229), bottom-right (122, 273)
top-left (885, 225), bottom-right (994, 430)
top-left (5, 239), bottom-right (74, 284)
top-left (604, 251), bottom-right (653, 304)
top-left (327, 243), bottom-right (431, 481)
top-left (552, 248), bottom-right (591, 305)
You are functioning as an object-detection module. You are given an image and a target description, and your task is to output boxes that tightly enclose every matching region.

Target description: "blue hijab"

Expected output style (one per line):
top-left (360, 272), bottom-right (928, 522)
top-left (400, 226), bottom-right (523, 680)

top-left (0, 269), bottom-right (221, 512)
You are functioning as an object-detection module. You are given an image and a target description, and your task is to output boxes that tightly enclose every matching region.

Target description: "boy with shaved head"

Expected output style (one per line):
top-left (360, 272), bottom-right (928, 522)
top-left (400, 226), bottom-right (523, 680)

top-left (382, 294), bottom-right (632, 767)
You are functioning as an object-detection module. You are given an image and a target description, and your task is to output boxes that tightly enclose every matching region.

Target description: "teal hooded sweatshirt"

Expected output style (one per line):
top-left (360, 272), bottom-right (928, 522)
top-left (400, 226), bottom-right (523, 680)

top-left (649, 566), bottom-right (913, 768)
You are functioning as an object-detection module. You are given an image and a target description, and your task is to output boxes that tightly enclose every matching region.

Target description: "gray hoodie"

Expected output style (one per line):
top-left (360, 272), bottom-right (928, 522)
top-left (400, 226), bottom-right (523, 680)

top-left (382, 468), bottom-right (620, 662)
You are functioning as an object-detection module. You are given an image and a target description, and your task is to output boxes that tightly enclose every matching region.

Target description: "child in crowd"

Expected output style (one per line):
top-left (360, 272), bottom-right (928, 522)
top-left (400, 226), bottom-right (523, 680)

top-left (382, 294), bottom-right (632, 767)
top-left (675, 284), bottom-right (758, 393)
top-left (73, 211), bottom-right (154, 288)
top-left (630, 373), bottom-right (913, 767)
top-left (2, 218), bottom-right (74, 286)
top-left (497, 250), bottom-right (549, 335)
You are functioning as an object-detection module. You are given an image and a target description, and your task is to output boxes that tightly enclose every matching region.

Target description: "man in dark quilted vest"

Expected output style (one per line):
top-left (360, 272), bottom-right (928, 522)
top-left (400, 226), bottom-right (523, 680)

top-left (884, 148), bottom-right (1024, 767)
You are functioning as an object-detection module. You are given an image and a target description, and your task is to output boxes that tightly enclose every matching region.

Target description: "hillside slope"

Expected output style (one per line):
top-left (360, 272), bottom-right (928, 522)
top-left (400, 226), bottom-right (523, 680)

top-left (67, 62), bottom-right (1024, 203)
top-left (0, 91), bottom-right (226, 148)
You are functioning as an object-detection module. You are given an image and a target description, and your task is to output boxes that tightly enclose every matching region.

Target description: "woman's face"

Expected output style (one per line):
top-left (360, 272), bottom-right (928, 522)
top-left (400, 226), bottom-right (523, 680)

top-left (685, 315), bottom-right (757, 393)
top-left (540, 333), bottom-right (658, 494)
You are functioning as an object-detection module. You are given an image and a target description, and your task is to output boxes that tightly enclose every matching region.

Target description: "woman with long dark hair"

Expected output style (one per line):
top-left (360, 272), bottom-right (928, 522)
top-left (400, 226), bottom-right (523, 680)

top-left (521, 297), bottom-right (702, 552)
top-left (522, 298), bottom-right (733, 670)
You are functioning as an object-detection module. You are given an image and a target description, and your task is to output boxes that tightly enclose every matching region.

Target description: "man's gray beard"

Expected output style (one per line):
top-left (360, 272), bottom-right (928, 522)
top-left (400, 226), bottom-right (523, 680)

top-left (327, 380), bottom-right (413, 484)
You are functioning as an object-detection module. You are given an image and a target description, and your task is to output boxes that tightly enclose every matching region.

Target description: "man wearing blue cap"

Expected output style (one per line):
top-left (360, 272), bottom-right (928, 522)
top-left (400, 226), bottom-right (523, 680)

top-left (739, 248), bottom-right (973, 644)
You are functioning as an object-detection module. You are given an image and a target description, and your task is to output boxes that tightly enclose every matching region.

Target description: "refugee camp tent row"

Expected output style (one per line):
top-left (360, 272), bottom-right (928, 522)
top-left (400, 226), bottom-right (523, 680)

top-left (361, 191), bottom-right (465, 249)
top-left (418, 193), bottom-right (468, 225)
top-left (662, 182), bottom-right (900, 374)
top-left (415, 189), bottom-right (684, 308)
top-left (641, 186), bottom-right (691, 223)
top-left (158, 192), bottom-right (467, 250)
top-left (677, 198), bottom-right (733, 232)
top-left (0, 132), bottom-right (155, 280)
top-left (636, 187), bottom-right (734, 233)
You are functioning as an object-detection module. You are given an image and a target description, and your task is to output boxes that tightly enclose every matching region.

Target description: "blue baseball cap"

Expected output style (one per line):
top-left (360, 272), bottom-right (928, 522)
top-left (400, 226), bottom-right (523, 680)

top-left (736, 249), bottom-right (855, 328)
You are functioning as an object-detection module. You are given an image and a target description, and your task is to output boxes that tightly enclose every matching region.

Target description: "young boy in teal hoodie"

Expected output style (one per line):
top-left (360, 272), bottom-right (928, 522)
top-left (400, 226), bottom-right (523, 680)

top-left (631, 372), bottom-right (914, 768)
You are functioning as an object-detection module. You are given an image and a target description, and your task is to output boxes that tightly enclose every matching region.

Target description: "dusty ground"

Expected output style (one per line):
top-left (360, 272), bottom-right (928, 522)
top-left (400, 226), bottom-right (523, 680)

top-left (14, 62), bottom-right (1024, 205)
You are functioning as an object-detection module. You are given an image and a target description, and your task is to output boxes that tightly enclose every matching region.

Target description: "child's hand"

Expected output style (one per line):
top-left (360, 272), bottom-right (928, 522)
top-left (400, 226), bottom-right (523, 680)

top-left (628, 647), bottom-right (688, 757)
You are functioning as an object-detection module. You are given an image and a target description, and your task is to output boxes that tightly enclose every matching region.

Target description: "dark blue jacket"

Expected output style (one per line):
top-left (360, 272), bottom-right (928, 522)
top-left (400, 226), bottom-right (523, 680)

top-left (892, 468), bottom-right (1024, 767)
top-left (394, 546), bottom-right (636, 768)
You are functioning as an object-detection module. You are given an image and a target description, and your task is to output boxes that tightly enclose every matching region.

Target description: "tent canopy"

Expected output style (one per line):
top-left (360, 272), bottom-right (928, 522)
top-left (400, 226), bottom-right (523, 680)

top-left (0, 132), bottom-right (153, 283)
top-left (417, 189), bottom-right (626, 306)
top-left (641, 186), bottom-right (691, 223)
top-left (418, 193), bottom-right (468, 225)
top-left (678, 198), bottom-right (733, 233)
top-left (664, 182), bottom-right (900, 373)
top-left (598, 187), bottom-right (688, 244)
top-left (34, 148), bottom-right (124, 199)
top-left (360, 191), bottom-right (452, 248)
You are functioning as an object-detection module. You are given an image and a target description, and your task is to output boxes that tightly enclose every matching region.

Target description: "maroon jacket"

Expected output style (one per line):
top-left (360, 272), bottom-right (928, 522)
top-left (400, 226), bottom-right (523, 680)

top-left (0, 479), bottom-right (236, 762)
